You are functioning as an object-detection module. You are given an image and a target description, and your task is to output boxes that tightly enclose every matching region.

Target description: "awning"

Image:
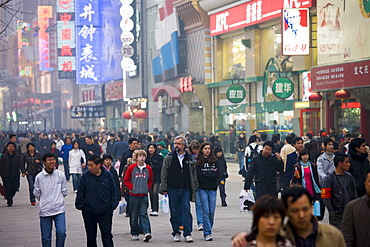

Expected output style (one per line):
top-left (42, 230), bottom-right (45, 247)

top-left (152, 85), bottom-right (181, 102)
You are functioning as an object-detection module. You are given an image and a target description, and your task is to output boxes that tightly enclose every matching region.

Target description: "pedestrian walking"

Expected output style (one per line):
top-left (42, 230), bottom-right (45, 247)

top-left (60, 138), bottom-right (72, 181)
top-left (0, 142), bottom-right (22, 206)
top-left (21, 143), bottom-right (43, 206)
top-left (102, 154), bottom-right (121, 204)
top-left (124, 150), bottom-right (153, 242)
top-left (34, 152), bottom-right (67, 247)
top-left (68, 141), bottom-right (86, 192)
top-left (160, 136), bottom-right (198, 242)
top-left (196, 142), bottom-right (222, 241)
top-left (214, 146), bottom-right (228, 207)
top-left (75, 155), bottom-right (118, 247)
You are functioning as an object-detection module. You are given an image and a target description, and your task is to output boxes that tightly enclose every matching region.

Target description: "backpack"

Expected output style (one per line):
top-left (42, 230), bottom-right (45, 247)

top-left (245, 144), bottom-right (259, 170)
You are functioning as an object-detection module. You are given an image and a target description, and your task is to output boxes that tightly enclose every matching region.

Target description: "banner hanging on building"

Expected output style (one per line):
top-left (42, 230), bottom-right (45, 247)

top-left (37, 6), bottom-right (53, 72)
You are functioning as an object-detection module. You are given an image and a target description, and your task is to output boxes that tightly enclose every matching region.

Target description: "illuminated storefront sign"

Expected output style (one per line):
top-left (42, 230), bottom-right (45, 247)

top-left (209, 0), bottom-right (314, 36)
top-left (76, 0), bottom-right (123, 84)
top-left (179, 77), bottom-right (193, 93)
top-left (282, 8), bottom-right (309, 55)
top-left (17, 20), bottom-right (33, 78)
top-left (38, 6), bottom-right (53, 71)
top-left (57, 0), bottom-right (76, 79)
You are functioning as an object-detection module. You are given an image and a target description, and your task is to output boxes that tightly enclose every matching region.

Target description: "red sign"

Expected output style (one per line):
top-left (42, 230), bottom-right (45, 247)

top-left (311, 59), bottom-right (370, 91)
top-left (340, 102), bottom-right (361, 109)
top-left (179, 77), bottom-right (193, 93)
top-left (209, 0), bottom-right (314, 36)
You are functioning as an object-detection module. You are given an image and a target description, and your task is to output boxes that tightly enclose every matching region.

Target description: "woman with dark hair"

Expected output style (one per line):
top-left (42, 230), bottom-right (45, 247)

top-left (47, 142), bottom-right (60, 169)
top-left (214, 146), bottom-right (228, 207)
top-left (231, 195), bottom-right (292, 247)
top-left (196, 142), bottom-right (221, 241)
top-left (21, 142), bottom-right (43, 205)
top-left (68, 141), bottom-right (86, 192)
top-left (145, 143), bottom-right (163, 216)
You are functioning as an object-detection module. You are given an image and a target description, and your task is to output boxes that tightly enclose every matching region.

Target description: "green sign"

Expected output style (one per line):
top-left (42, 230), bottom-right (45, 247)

top-left (226, 84), bottom-right (246, 103)
top-left (272, 78), bottom-right (294, 99)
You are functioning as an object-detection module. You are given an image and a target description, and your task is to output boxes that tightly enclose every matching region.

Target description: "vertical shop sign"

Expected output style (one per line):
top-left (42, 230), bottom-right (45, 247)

top-left (76, 0), bottom-right (101, 84)
top-left (57, 0), bottom-right (76, 78)
top-left (37, 6), bottom-right (53, 71)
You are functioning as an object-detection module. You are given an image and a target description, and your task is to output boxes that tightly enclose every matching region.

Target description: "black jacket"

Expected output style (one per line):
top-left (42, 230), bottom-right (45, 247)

top-left (75, 167), bottom-right (118, 215)
top-left (196, 158), bottom-right (222, 190)
top-left (217, 156), bottom-right (228, 182)
top-left (244, 152), bottom-right (284, 199)
top-left (119, 149), bottom-right (134, 177)
top-left (83, 143), bottom-right (101, 160)
top-left (109, 166), bottom-right (121, 203)
top-left (21, 152), bottom-right (43, 175)
top-left (145, 152), bottom-right (163, 184)
top-left (348, 151), bottom-right (370, 197)
top-left (0, 152), bottom-right (22, 177)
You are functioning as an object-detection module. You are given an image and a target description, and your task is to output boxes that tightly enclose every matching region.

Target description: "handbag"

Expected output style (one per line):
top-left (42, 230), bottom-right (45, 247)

top-left (160, 195), bottom-right (170, 214)
top-left (0, 183), bottom-right (5, 196)
top-left (239, 189), bottom-right (255, 212)
top-left (118, 199), bottom-right (127, 214)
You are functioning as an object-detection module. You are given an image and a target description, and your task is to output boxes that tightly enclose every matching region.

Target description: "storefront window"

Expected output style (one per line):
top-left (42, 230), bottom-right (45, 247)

top-left (256, 111), bottom-right (293, 137)
top-left (336, 100), bottom-right (361, 134)
top-left (222, 35), bottom-right (246, 79)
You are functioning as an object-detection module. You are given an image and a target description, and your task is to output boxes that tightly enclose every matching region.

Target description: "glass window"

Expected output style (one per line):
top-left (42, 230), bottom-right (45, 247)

top-left (222, 35), bottom-right (246, 79)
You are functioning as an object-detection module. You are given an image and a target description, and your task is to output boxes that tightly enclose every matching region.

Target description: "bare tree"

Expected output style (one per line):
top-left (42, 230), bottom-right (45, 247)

top-left (0, 0), bottom-right (21, 36)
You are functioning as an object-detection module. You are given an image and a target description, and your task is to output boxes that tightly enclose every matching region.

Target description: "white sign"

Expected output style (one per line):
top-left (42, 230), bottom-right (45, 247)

top-left (121, 32), bottom-right (134, 44)
top-left (121, 45), bottom-right (134, 57)
top-left (282, 8), bottom-right (310, 56)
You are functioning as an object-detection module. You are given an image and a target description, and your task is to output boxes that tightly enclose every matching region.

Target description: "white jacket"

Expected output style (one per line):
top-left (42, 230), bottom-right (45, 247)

top-left (34, 169), bottom-right (68, 217)
top-left (68, 149), bottom-right (86, 174)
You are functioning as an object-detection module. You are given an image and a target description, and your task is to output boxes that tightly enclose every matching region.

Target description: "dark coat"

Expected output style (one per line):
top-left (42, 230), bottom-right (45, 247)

top-left (21, 152), bottom-right (43, 175)
top-left (348, 151), bottom-right (370, 197)
top-left (145, 152), bottom-right (163, 184)
top-left (0, 152), bottom-right (22, 177)
top-left (244, 152), bottom-right (284, 199)
top-left (291, 161), bottom-right (321, 200)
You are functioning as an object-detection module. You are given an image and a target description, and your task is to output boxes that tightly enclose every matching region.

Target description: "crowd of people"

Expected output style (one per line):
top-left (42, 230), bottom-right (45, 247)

top-left (1, 127), bottom-right (370, 246)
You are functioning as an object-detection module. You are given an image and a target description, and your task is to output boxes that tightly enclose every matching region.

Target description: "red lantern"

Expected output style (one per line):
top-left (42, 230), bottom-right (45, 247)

top-left (134, 109), bottom-right (147, 119)
top-left (308, 92), bottom-right (323, 103)
top-left (334, 89), bottom-right (350, 100)
top-left (122, 111), bottom-right (131, 120)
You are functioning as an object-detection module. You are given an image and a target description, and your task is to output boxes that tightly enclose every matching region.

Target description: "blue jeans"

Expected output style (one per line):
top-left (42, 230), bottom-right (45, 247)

top-left (63, 160), bottom-right (70, 181)
top-left (40, 212), bottom-right (66, 247)
top-left (238, 151), bottom-right (245, 170)
top-left (198, 189), bottom-right (217, 236)
top-left (195, 190), bottom-right (203, 226)
top-left (71, 174), bottom-right (81, 192)
top-left (27, 174), bottom-right (37, 203)
top-left (130, 195), bottom-right (151, 235)
top-left (168, 187), bottom-right (193, 237)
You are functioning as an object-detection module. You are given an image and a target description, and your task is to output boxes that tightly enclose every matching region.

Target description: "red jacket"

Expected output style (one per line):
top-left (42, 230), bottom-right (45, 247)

top-left (124, 163), bottom-right (153, 196)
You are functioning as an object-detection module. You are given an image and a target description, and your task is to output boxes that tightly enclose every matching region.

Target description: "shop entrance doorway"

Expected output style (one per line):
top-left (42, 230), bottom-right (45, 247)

top-left (300, 109), bottom-right (320, 137)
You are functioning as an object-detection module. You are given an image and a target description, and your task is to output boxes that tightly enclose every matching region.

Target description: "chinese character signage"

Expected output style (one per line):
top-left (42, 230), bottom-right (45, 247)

top-left (301, 71), bottom-right (313, 102)
top-left (71, 105), bottom-right (105, 118)
top-left (282, 8), bottom-right (309, 56)
top-left (272, 78), bottom-right (294, 99)
top-left (76, 0), bottom-right (123, 85)
top-left (179, 77), bottom-right (193, 93)
top-left (311, 59), bottom-right (370, 91)
top-left (17, 20), bottom-right (33, 78)
top-left (209, 0), bottom-right (314, 36)
top-left (57, 0), bottom-right (76, 79)
top-left (38, 6), bottom-right (54, 71)
top-left (318, 0), bottom-right (370, 65)
top-left (226, 84), bottom-right (246, 103)
top-left (105, 80), bottom-right (123, 101)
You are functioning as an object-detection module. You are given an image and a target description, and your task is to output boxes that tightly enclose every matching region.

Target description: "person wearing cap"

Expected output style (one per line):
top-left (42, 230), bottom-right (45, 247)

top-left (157, 141), bottom-right (169, 158)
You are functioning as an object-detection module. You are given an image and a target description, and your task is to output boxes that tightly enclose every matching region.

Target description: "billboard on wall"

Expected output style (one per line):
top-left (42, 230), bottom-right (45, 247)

top-left (317, 0), bottom-right (370, 65)
top-left (37, 6), bottom-right (53, 72)
top-left (282, 8), bottom-right (309, 56)
top-left (75, 0), bottom-right (122, 85)
top-left (57, 0), bottom-right (76, 79)
top-left (209, 0), bottom-right (314, 36)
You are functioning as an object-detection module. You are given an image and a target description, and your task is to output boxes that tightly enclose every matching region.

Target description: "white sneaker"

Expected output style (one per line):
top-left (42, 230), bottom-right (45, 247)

top-left (173, 233), bottom-right (181, 242)
top-left (198, 224), bottom-right (203, 231)
top-left (150, 211), bottom-right (158, 216)
top-left (204, 234), bottom-right (213, 241)
top-left (132, 235), bottom-right (139, 241)
top-left (143, 233), bottom-right (152, 242)
top-left (185, 235), bottom-right (193, 242)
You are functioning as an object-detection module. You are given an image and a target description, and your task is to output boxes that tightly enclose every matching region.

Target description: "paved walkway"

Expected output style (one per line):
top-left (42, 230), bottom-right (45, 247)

top-left (0, 161), bottom-right (253, 246)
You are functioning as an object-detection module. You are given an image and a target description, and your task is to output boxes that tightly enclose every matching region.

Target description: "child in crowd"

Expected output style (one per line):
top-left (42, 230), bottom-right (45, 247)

top-left (124, 150), bottom-right (153, 242)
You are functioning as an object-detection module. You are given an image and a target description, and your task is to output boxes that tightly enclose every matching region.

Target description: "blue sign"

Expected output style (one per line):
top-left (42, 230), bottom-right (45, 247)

top-left (75, 0), bottom-right (122, 85)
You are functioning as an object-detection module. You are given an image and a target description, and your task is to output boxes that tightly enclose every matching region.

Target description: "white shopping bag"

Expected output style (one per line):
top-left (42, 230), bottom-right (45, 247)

top-left (239, 189), bottom-right (255, 212)
top-left (118, 199), bottom-right (127, 214)
top-left (160, 195), bottom-right (170, 214)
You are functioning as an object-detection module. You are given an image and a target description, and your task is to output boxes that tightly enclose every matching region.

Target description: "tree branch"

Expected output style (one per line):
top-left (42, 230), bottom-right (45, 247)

top-left (0, 0), bottom-right (13, 8)
top-left (0, 5), bottom-right (20, 35)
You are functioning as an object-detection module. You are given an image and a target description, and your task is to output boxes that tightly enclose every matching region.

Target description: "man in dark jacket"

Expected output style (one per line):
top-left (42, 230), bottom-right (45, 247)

top-left (75, 156), bottom-right (118, 247)
top-left (0, 142), bottom-right (22, 206)
top-left (111, 134), bottom-right (128, 163)
top-left (284, 137), bottom-right (304, 190)
top-left (348, 138), bottom-right (370, 196)
top-left (322, 153), bottom-right (357, 229)
top-left (82, 136), bottom-right (100, 173)
top-left (106, 134), bottom-right (116, 155)
top-left (244, 141), bottom-right (284, 199)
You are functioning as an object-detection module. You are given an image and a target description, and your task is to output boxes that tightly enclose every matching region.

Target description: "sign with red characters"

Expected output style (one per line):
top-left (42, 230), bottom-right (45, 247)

top-left (57, 0), bottom-right (76, 79)
top-left (209, 0), bottom-right (314, 36)
top-left (179, 76), bottom-right (193, 93)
